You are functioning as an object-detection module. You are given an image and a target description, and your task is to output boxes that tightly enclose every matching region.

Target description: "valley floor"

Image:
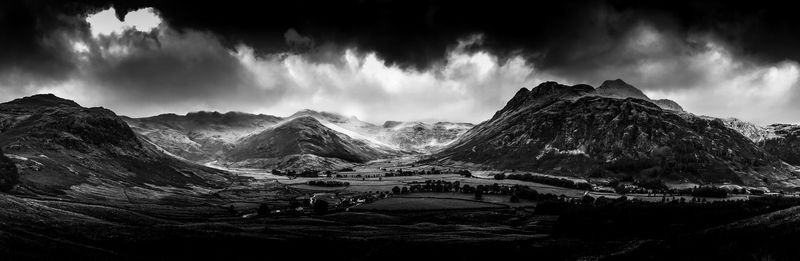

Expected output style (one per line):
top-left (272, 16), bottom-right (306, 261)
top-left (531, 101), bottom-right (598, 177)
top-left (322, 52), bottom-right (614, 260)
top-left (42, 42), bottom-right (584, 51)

top-left (3, 158), bottom-right (800, 260)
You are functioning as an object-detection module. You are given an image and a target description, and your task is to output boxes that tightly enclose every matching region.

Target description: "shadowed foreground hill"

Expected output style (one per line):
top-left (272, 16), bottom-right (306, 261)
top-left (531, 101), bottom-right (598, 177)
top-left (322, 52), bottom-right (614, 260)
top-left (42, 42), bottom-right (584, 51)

top-left (433, 81), bottom-right (795, 187)
top-left (0, 94), bottom-right (234, 196)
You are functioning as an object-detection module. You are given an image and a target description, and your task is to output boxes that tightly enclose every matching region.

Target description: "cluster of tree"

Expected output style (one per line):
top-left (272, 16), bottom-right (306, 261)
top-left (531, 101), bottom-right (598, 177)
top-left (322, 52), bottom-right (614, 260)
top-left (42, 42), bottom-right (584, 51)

top-left (336, 173), bottom-right (381, 179)
top-left (406, 180), bottom-right (461, 193)
top-left (272, 169), bottom-right (319, 177)
top-left (393, 179), bottom-right (563, 202)
top-left (505, 173), bottom-right (592, 190)
top-left (382, 168), bottom-right (471, 177)
top-left (307, 180), bottom-right (350, 187)
top-left (684, 186), bottom-right (729, 198)
top-left (391, 186), bottom-right (409, 194)
top-left (0, 148), bottom-right (19, 192)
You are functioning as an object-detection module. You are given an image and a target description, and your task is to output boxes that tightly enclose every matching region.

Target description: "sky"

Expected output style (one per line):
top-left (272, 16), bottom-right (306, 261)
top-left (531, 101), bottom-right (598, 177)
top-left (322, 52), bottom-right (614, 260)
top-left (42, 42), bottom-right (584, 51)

top-left (1, 0), bottom-right (800, 124)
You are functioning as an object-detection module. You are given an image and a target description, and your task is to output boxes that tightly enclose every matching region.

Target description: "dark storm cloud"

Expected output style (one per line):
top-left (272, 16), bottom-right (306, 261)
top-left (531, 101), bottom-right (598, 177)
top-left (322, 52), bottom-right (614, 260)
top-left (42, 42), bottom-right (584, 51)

top-left (86, 29), bottom-right (258, 102)
top-left (81, 0), bottom-right (800, 71)
top-left (1, 0), bottom-right (800, 124)
top-left (0, 1), bottom-right (87, 87)
top-left (4, 0), bottom-right (800, 80)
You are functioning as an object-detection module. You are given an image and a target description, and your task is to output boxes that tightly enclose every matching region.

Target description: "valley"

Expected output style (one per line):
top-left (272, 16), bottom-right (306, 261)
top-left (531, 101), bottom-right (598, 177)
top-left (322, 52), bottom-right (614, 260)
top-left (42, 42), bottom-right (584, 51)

top-left (5, 80), bottom-right (800, 260)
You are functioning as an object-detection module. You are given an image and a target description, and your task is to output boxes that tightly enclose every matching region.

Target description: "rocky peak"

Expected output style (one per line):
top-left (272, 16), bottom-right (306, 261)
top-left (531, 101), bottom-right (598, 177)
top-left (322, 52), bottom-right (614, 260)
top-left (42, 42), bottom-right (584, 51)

top-left (595, 79), bottom-right (649, 100)
top-left (5, 93), bottom-right (80, 108)
top-left (494, 83), bottom-right (594, 120)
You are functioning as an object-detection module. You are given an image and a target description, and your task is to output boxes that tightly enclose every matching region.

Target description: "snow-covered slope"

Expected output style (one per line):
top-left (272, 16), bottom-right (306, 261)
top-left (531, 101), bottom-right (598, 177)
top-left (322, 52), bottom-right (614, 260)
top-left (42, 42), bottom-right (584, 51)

top-left (378, 121), bottom-right (474, 152)
top-left (718, 118), bottom-right (777, 142)
top-left (286, 109), bottom-right (473, 153)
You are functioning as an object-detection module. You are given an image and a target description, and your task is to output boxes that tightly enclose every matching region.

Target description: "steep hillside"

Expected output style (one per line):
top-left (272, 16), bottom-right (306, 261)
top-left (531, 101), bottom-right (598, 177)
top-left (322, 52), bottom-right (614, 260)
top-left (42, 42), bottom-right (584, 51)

top-left (227, 116), bottom-right (399, 167)
top-left (0, 94), bottom-right (233, 196)
top-left (433, 81), bottom-right (794, 187)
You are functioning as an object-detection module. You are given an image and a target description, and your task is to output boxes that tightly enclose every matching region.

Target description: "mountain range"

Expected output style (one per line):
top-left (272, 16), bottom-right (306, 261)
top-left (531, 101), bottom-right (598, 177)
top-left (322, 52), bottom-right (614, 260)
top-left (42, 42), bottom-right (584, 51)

top-left (3, 79), bottom-right (800, 191)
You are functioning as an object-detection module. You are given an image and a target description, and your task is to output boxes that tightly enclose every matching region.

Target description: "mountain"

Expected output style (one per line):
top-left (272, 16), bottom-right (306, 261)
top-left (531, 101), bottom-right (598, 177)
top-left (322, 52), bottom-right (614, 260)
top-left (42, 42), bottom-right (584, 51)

top-left (594, 79), bottom-right (650, 100)
top-left (433, 81), bottom-right (794, 187)
top-left (718, 118), bottom-right (800, 166)
top-left (593, 79), bottom-right (684, 111)
top-left (0, 94), bottom-right (233, 197)
top-left (719, 118), bottom-right (777, 142)
top-left (289, 109), bottom-right (473, 153)
top-left (226, 116), bottom-right (400, 169)
top-left (759, 124), bottom-right (800, 166)
top-left (124, 111), bottom-right (281, 162)
top-left (379, 121), bottom-right (474, 152)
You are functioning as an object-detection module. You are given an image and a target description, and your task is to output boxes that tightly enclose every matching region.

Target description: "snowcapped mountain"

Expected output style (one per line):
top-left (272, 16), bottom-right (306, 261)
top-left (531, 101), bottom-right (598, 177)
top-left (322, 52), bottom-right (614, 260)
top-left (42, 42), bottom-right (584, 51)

top-left (432, 80), bottom-right (795, 187)
top-left (285, 109), bottom-right (473, 152)
top-left (287, 109), bottom-right (398, 151)
top-left (718, 118), bottom-right (777, 142)
top-left (379, 121), bottom-right (474, 152)
top-left (0, 94), bottom-right (234, 196)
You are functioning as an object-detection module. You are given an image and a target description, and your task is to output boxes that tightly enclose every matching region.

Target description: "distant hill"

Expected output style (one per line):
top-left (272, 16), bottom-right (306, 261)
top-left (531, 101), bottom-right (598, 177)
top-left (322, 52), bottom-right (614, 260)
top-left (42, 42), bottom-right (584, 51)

top-left (125, 108), bottom-right (474, 168)
top-left (226, 116), bottom-right (400, 168)
top-left (124, 111), bottom-right (282, 162)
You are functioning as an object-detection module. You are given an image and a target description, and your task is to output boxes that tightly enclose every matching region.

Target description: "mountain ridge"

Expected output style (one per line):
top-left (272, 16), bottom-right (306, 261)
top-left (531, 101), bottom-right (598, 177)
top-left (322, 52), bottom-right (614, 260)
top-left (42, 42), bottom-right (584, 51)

top-left (432, 80), bottom-right (796, 188)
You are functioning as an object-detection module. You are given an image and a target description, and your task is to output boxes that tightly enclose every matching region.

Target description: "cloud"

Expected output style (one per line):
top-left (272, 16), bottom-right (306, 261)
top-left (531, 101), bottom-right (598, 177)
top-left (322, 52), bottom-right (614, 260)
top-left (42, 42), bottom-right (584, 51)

top-left (0, 1), bottom-right (84, 88)
top-left (2, 2), bottom-right (800, 126)
top-left (7, 6), bottom-right (537, 123)
top-left (229, 35), bottom-right (538, 123)
top-left (86, 7), bottom-right (161, 37)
